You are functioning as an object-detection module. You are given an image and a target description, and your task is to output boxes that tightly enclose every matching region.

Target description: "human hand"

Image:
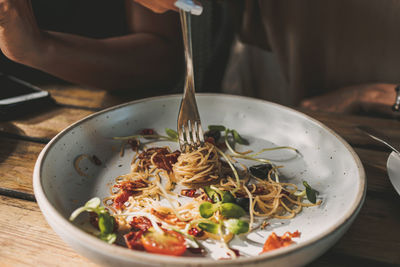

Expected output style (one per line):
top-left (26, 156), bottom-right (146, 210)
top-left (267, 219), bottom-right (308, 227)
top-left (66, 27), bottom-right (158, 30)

top-left (133, 0), bottom-right (178, 13)
top-left (299, 83), bottom-right (397, 117)
top-left (0, 0), bottom-right (44, 65)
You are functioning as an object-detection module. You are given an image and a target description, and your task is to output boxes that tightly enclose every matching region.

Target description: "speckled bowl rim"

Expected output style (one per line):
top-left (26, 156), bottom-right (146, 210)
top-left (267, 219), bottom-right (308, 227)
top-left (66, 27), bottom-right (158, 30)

top-left (33, 93), bottom-right (366, 265)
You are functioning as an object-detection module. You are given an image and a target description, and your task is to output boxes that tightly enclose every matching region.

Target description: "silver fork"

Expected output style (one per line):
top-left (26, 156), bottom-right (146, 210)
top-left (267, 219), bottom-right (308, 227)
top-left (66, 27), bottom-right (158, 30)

top-left (177, 9), bottom-right (204, 151)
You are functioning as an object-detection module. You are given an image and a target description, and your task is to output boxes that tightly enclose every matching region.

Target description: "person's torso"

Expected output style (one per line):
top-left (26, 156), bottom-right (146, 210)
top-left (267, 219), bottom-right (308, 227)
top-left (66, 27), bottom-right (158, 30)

top-left (232, 0), bottom-right (400, 105)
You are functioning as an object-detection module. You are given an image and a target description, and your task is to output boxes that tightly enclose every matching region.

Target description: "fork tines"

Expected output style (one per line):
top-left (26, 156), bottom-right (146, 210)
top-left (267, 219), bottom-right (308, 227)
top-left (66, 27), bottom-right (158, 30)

top-left (178, 120), bottom-right (204, 151)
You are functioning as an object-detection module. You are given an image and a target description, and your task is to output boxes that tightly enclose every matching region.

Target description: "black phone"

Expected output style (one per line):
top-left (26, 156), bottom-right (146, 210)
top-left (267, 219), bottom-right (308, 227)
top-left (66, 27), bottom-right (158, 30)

top-left (0, 72), bottom-right (52, 119)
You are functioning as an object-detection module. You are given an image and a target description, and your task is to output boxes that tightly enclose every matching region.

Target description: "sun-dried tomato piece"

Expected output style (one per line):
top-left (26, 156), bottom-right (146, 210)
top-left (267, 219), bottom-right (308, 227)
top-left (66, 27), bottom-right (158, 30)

top-left (260, 231), bottom-right (301, 254)
top-left (124, 230), bottom-right (145, 250)
top-left (138, 148), bottom-right (180, 172)
top-left (115, 180), bottom-right (147, 191)
top-left (130, 216), bottom-right (152, 232)
top-left (153, 150), bottom-right (180, 172)
top-left (188, 227), bottom-right (204, 237)
top-left (113, 190), bottom-right (133, 210)
top-left (113, 180), bottom-right (148, 210)
top-left (127, 138), bottom-right (140, 151)
top-left (140, 128), bottom-right (156, 135)
top-left (181, 189), bottom-right (197, 198)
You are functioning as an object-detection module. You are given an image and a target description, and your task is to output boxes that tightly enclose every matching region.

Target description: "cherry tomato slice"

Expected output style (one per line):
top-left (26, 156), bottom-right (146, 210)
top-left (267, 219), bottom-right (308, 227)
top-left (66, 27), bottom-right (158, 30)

top-left (141, 229), bottom-right (187, 256)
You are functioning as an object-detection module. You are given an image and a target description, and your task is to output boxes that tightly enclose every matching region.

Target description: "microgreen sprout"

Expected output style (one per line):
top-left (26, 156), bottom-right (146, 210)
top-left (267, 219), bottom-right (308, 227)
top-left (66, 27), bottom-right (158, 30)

top-left (303, 181), bottom-right (318, 204)
top-left (223, 219), bottom-right (249, 234)
top-left (198, 222), bottom-right (219, 234)
top-left (249, 164), bottom-right (274, 180)
top-left (208, 125), bottom-right (226, 132)
top-left (69, 197), bottom-right (116, 244)
top-left (113, 128), bottom-right (178, 142)
top-left (199, 191), bottom-right (246, 219)
top-left (165, 128), bottom-right (179, 140)
top-left (196, 218), bottom-right (249, 236)
top-left (294, 181), bottom-right (318, 204)
top-left (209, 185), bottom-right (235, 203)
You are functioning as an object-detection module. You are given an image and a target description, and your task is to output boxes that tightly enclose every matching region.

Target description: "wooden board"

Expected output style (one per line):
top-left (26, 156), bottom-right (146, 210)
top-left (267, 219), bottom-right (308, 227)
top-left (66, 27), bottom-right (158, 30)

top-left (0, 107), bottom-right (92, 140)
top-left (0, 137), bottom-right (44, 197)
top-left (44, 84), bottom-right (124, 110)
top-left (0, 195), bottom-right (96, 267)
top-left (44, 84), bottom-right (167, 110)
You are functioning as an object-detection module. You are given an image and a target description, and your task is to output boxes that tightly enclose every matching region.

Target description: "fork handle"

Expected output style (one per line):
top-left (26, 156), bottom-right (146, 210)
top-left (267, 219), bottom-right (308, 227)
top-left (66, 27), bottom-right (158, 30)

top-left (179, 10), bottom-right (196, 96)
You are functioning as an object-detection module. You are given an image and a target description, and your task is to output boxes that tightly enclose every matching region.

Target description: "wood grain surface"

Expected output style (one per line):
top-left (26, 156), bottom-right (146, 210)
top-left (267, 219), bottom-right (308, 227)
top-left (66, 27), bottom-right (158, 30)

top-left (0, 195), bottom-right (96, 267)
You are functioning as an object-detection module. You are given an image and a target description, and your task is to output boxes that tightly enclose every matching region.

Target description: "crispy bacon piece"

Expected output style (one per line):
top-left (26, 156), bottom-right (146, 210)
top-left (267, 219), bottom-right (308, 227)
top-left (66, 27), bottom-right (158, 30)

top-left (138, 147), bottom-right (180, 172)
top-left (150, 209), bottom-right (186, 228)
top-left (130, 216), bottom-right (152, 232)
top-left (181, 189), bottom-right (198, 198)
top-left (260, 231), bottom-right (301, 254)
top-left (113, 180), bottom-right (148, 210)
top-left (124, 230), bottom-right (145, 250)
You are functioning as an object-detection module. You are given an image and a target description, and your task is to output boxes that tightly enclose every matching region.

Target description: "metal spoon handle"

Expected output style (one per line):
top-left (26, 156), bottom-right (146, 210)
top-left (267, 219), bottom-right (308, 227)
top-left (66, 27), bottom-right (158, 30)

top-left (357, 125), bottom-right (400, 155)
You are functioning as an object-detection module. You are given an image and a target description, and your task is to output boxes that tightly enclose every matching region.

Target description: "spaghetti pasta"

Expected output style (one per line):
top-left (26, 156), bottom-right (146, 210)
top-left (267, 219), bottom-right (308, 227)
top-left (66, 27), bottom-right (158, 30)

top-left (72, 126), bottom-right (322, 258)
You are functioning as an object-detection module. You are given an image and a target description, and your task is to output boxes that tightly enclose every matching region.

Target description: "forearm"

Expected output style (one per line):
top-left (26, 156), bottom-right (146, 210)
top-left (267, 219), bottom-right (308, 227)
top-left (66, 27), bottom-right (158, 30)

top-left (20, 31), bottom-right (182, 92)
top-left (299, 83), bottom-right (397, 117)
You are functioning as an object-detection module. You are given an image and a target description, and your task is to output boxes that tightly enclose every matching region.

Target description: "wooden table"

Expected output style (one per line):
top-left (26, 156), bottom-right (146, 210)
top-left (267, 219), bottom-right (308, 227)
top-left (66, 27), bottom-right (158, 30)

top-left (1, 84), bottom-right (399, 266)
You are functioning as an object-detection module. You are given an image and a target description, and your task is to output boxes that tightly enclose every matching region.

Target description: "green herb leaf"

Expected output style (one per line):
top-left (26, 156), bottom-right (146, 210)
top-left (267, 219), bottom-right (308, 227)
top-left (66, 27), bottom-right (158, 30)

top-left (199, 202), bottom-right (218, 218)
top-left (165, 128), bottom-right (178, 140)
top-left (69, 197), bottom-right (117, 244)
top-left (249, 164), bottom-right (273, 180)
top-left (220, 203), bottom-right (246, 218)
top-left (235, 198), bottom-right (250, 212)
top-left (208, 125), bottom-right (226, 132)
top-left (69, 197), bottom-right (101, 221)
top-left (203, 186), bottom-right (220, 202)
top-left (303, 181), bottom-right (318, 204)
top-left (99, 233), bottom-right (117, 244)
top-left (224, 219), bottom-right (249, 235)
top-left (98, 212), bottom-right (115, 234)
top-left (231, 129), bottom-right (249, 145)
top-left (221, 191), bottom-right (235, 203)
top-left (198, 222), bottom-right (219, 234)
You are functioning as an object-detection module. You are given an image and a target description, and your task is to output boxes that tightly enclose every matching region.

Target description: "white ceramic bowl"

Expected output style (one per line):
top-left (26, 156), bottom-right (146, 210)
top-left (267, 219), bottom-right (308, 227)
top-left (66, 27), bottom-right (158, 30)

top-left (33, 94), bottom-right (366, 267)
